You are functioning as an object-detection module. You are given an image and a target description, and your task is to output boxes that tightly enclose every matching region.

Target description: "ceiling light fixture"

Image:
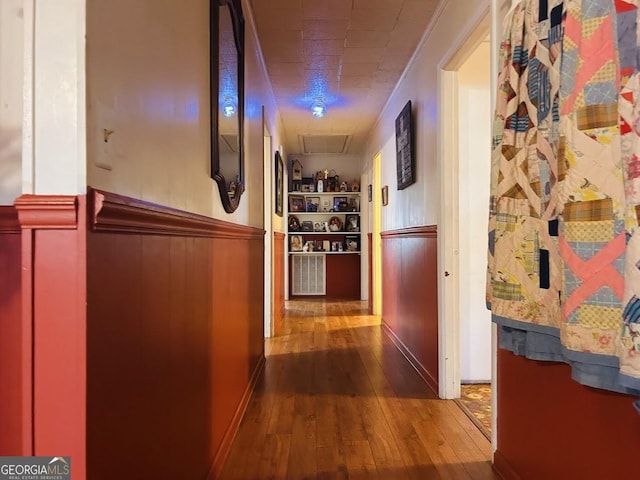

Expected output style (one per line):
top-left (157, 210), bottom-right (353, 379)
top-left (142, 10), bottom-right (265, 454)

top-left (311, 98), bottom-right (327, 118)
top-left (222, 97), bottom-right (236, 117)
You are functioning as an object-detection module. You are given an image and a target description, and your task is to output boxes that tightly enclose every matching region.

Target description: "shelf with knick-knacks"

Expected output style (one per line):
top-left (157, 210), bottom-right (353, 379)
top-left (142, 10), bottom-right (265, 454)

top-left (290, 162), bottom-right (361, 195)
top-left (287, 191), bottom-right (361, 255)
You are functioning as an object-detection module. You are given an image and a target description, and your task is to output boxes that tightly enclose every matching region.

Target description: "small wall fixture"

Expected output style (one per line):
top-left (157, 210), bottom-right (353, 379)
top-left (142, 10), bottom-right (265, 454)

top-left (311, 98), bottom-right (327, 118)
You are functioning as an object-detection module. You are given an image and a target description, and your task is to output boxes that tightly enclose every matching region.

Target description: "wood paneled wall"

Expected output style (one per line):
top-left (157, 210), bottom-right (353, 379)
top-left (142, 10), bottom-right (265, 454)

top-left (0, 207), bottom-right (24, 454)
top-left (381, 226), bottom-right (438, 394)
top-left (86, 189), bottom-right (265, 480)
top-left (5, 195), bottom-right (88, 477)
top-left (495, 348), bottom-right (640, 479)
top-left (273, 232), bottom-right (285, 336)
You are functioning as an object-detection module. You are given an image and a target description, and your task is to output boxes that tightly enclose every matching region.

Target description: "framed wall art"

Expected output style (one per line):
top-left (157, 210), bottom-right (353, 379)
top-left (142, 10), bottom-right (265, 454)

top-left (395, 100), bottom-right (415, 190)
top-left (275, 151), bottom-right (283, 216)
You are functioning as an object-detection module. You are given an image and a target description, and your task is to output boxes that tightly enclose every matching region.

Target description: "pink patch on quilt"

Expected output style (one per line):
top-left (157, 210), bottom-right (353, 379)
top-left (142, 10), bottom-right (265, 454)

top-left (559, 232), bottom-right (625, 317)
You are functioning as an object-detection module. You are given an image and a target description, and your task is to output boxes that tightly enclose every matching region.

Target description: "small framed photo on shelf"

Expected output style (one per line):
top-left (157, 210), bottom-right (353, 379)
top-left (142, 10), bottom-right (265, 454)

top-left (345, 214), bottom-right (360, 232)
top-left (288, 215), bottom-right (301, 232)
top-left (313, 221), bottom-right (324, 232)
top-left (289, 195), bottom-right (305, 212)
top-left (306, 196), bottom-right (320, 212)
top-left (290, 234), bottom-right (303, 251)
top-left (328, 216), bottom-right (343, 232)
top-left (301, 220), bottom-right (314, 232)
top-left (333, 196), bottom-right (348, 212)
top-left (345, 235), bottom-right (360, 252)
top-left (321, 199), bottom-right (331, 212)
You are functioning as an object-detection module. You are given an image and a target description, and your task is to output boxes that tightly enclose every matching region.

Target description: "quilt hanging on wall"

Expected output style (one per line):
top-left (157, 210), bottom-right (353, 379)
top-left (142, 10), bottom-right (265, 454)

top-left (488, 0), bottom-right (640, 407)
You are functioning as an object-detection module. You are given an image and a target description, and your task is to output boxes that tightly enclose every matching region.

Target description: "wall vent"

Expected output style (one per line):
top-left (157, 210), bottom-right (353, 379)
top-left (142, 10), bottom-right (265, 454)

top-left (291, 254), bottom-right (326, 295)
top-left (298, 134), bottom-right (351, 154)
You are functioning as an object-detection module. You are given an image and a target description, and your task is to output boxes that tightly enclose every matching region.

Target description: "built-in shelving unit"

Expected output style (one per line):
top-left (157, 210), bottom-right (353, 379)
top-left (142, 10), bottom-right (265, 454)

top-left (287, 190), bottom-right (361, 298)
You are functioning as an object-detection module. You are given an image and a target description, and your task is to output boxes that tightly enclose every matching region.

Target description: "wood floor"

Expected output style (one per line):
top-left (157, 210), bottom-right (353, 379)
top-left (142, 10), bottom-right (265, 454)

top-left (218, 300), bottom-right (498, 480)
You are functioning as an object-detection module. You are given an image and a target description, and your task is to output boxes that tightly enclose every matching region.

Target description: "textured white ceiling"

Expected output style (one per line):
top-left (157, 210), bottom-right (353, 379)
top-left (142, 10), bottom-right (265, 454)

top-left (249, 0), bottom-right (439, 155)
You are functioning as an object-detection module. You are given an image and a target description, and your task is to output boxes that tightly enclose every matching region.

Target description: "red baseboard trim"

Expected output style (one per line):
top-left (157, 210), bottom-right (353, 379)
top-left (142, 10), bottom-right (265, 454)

top-left (207, 354), bottom-right (266, 479)
top-left (0, 206), bottom-right (20, 233)
top-left (14, 195), bottom-right (78, 229)
top-left (492, 450), bottom-right (521, 480)
top-left (89, 188), bottom-right (264, 239)
top-left (380, 225), bottom-right (437, 239)
top-left (382, 321), bottom-right (439, 395)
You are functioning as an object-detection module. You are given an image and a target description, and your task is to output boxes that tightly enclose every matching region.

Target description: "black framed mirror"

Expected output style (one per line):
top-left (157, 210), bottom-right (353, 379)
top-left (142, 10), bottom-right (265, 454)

top-left (210, 0), bottom-right (245, 213)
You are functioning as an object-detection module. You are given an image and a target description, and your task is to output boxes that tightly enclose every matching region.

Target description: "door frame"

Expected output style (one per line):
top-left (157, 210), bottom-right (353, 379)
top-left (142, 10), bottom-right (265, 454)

top-left (438, 3), bottom-right (499, 450)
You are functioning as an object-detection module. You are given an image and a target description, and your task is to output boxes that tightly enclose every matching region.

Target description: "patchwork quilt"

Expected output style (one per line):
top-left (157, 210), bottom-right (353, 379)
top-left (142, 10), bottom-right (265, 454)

top-left (488, 0), bottom-right (640, 402)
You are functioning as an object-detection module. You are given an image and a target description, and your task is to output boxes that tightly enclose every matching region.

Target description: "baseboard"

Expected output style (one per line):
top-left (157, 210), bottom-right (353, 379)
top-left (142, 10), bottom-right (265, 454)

top-left (207, 354), bottom-right (266, 479)
top-left (381, 321), bottom-right (439, 395)
top-left (492, 450), bottom-right (521, 480)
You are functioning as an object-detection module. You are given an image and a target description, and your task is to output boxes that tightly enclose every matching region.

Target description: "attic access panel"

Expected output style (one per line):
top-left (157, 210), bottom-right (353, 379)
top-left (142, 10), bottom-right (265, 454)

top-left (299, 134), bottom-right (352, 154)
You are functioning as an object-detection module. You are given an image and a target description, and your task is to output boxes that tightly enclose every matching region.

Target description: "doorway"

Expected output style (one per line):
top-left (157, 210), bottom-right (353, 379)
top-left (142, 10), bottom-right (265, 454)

top-left (438, 11), bottom-right (493, 441)
top-left (456, 37), bottom-right (492, 438)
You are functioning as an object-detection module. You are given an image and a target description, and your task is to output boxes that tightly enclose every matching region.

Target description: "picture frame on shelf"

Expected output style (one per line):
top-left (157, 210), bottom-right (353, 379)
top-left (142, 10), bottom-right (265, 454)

top-left (328, 216), bottom-right (343, 232)
top-left (345, 214), bottom-right (360, 232)
top-left (333, 196), bottom-right (348, 212)
top-left (288, 215), bottom-right (301, 232)
top-left (301, 220), bottom-right (314, 232)
top-left (321, 199), bottom-right (331, 212)
top-left (289, 195), bottom-right (305, 212)
top-left (321, 221), bottom-right (329, 232)
top-left (313, 221), bottom-right (324, 232)
top-left (290, 234), bottom-right (303, 251)
top-left (306, 196), bottom-right (320, 212)
top-left (345, 235), bottom-right (360, 252)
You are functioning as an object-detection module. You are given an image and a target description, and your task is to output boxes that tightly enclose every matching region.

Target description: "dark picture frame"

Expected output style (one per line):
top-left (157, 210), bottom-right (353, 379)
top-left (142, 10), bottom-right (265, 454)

top-left (289, 195), bottom-right (305, 212)
top-left (345, 214), bottom-right (360, 232)
top-left (333, 196), bottom-right (348, 212)
top-left (395, 100), bottom-right (415, 190)
top-left (275, 151), bottom-right (283, 216)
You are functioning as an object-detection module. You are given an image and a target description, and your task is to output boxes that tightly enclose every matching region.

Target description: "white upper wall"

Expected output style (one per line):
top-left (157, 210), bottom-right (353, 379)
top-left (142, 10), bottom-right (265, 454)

top-left (364, 0), bottom-right (490, 231)
top-left (86, 0), bottom-right (281, 225)
top-left (0, 0), bottom-right (24, 204)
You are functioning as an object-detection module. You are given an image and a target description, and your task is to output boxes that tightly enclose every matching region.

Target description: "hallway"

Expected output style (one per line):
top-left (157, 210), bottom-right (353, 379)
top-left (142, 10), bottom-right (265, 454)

top-left (219, 301), bottom-right (497, 479)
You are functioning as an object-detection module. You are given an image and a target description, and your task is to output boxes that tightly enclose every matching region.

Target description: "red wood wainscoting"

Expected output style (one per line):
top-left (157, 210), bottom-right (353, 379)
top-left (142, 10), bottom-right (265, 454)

top-left (0, 206), bottom-right (25, 455)
top-left (273, 232), bottom-right (286, 336)
top-left (381, 226), bottom-right (438, 394)
top-left (495, 348), bottom-right (640, 480)
top-left (86, 189), bottom-right (265, 480)
top-left (12, 195), bottom-right (87, 477)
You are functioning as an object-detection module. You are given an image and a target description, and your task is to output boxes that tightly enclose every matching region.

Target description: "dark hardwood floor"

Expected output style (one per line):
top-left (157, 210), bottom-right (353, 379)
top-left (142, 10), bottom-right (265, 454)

top-left (219, 300), bottom-right (498, 480)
